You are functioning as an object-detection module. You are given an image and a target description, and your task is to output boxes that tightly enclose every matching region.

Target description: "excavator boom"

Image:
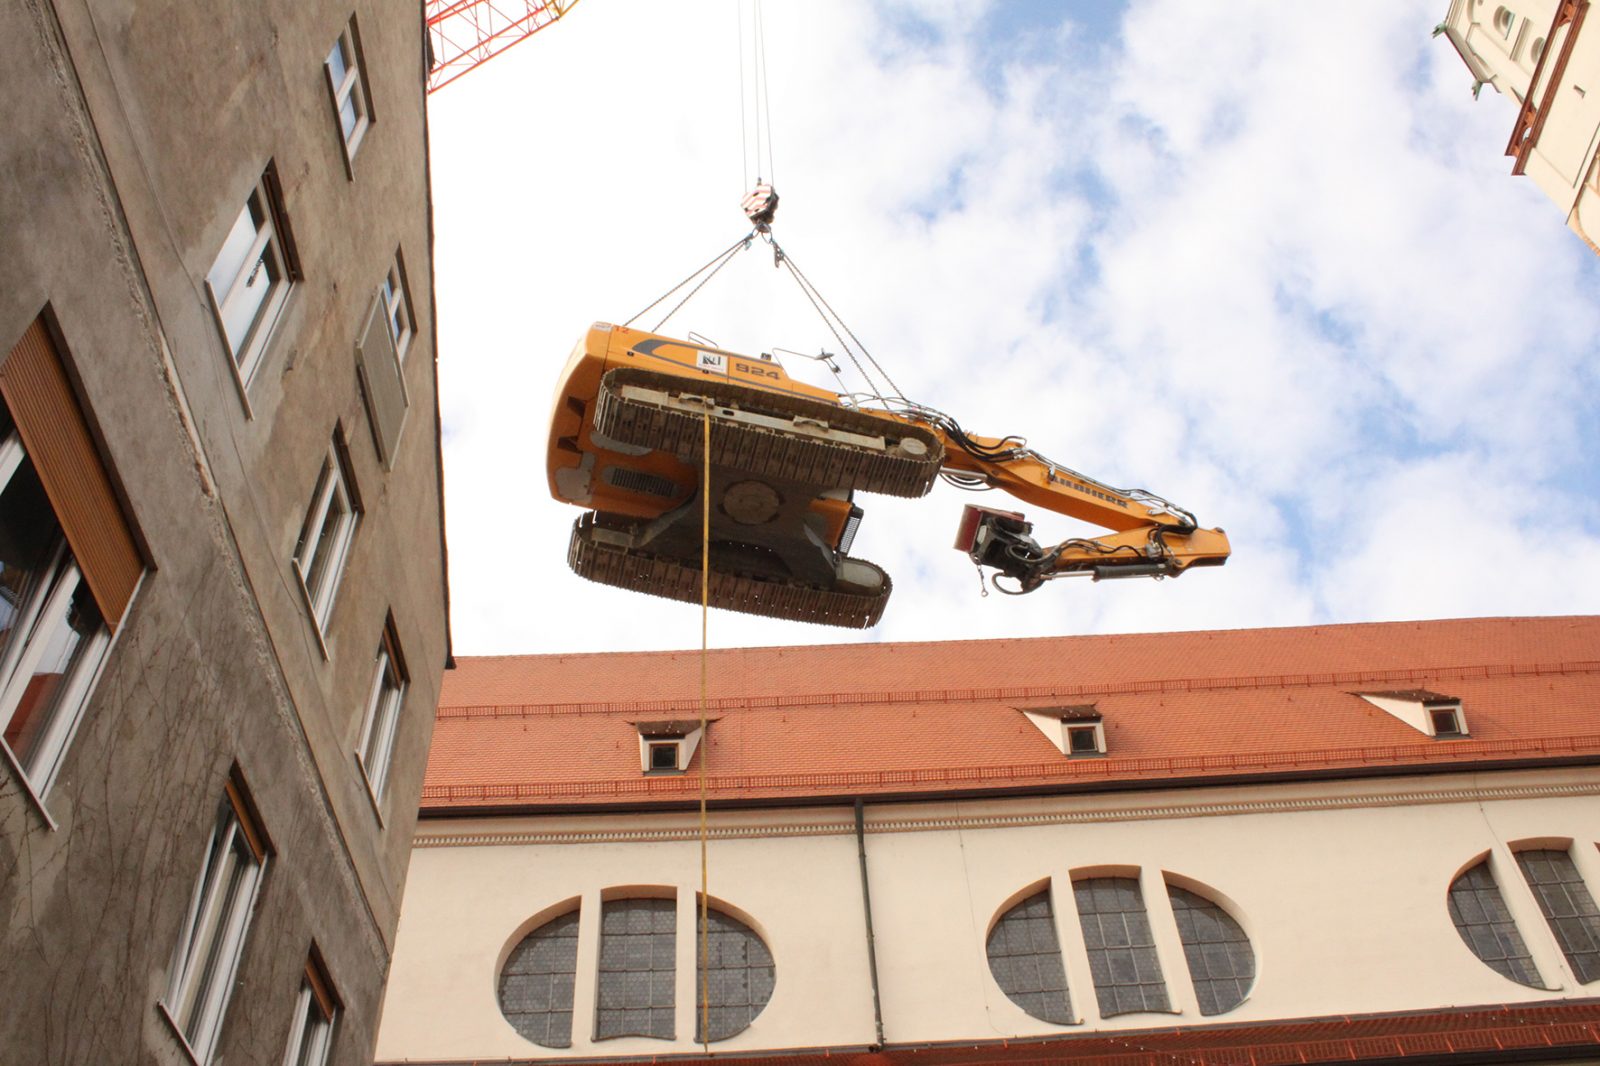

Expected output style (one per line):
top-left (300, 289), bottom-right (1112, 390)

top-left (547, 324), bottom-right (1229, 626)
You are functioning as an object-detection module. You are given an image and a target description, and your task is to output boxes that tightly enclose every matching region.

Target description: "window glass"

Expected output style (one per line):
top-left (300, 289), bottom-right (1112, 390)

top-left (500, 910), bottom-right (580, 1048)
top-left (326, 37), bottom-right (349, 88)
top-left (294, 446), bottom-right (358, 632)
top-left (1447, 859), bottom-right (1542, 986)
top-left (596, 898), bottom-right (675, 1040)
top-left (284, 975), bottom-right (335, 1066)
top-left (358, 638), bottom-right (406, 803)
top-left (696, 908), bottom-right (775, 1042)
top-left (166, 791), bottom-right (266, 1062)
top-left (206, 202), bottom-right (259, 299)
top-left (986, 889), bottom-right (1072, 1024)
top-left (1516, 849), bottom-right (1600, 984)
top-left (1167, 886), bottom-right (1254, 1015)
top-left (3, 571), bottom-right (104, 775)
top-left (1073, 877), bottom-right (1170, 1016)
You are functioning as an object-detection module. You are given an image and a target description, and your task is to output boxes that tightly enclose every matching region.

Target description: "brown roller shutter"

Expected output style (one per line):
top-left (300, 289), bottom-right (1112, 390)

top-left (1, 318), bottom-right (143, 630)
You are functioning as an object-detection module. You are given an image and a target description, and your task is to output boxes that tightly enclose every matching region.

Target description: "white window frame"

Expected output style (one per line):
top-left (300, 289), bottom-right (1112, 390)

top-left (282, 966), bottom-right (337, 1066)
top-left (380, 256), bottom-right (414, 362)
top-left (356, 631), bottom-right (406, 811)
top-left (1065, 722), bottom-right (1106, 757)
top-left (205, 172), bottom-right (295, 402)
top-left (293, 443), bottom-right (360, 643)
top-left (161, 787), bottom-right (267, 1065)
top-left (325, 21), bottom-right (372, 172)
top-left (0, 431), bottom-right (115, 805)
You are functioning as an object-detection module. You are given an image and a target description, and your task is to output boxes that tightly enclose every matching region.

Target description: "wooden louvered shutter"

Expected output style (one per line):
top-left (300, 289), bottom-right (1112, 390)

top-left (1, 318), bottom-right (143, 630)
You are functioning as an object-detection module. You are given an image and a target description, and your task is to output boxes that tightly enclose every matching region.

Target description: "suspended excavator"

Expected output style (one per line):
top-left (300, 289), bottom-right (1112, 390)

top-left (546, 323), bottom-right (1231, 628)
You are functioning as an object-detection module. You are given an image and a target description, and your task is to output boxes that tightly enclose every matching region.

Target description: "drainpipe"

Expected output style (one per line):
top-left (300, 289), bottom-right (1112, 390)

top-left (855, 798), bottom-right (886, 1049)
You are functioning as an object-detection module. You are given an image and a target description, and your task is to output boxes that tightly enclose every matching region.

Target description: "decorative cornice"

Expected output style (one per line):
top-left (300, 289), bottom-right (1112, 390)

top-left (414, 778), bottom-right (1600, 849)
top-left (434, 658), bottom-right (1600, 721)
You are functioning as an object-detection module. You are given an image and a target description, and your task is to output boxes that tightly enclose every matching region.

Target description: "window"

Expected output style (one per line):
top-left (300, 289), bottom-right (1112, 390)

top-left (1516, 849), bottom-right (1600, 983)
top-left (502, 891), bottom-right (775, 1048)
top-left (696, 906), bottom-right (776, 1043)
top-left (206, 168), bottom-right (298, 390)
top-left (1431, 706), bottom-right (1464, 736)
top-left (0, 318), bottom-right (140, 804)
top-left (596, 898), bottom-right (676, 1040)
top-left (163, 778), bottom-right (269, 1064)
top-left (1532, 36), bottom-right (1547, 63)
top-left (649, 742), bottom-right (679, 771)
top-left (987, 889), bottom-right (1072, 1024)
top-left (1073, 877), bottom-right (1170, 1016)
top-left (1448, 857), bottom-right (1545, 986)
top-left (380, 257), bottom-right (413, 361)
top-left (294, 438), bottom-right (360, 637)
top-left (356, 621), bottom-right (407, 807)
top-left (1067, 724), bottom-right (1103, 755)
top-left (1168, 886), bottom-right (1255, 1015)
top-left (283, 956), bottom-right (338, 1066)
top-left (325, 21), bottom-right (372, 165)
top-left (500, 909), bottom-right (580, 1049)
top-left (1494, 6), bottom-right (1514, 36)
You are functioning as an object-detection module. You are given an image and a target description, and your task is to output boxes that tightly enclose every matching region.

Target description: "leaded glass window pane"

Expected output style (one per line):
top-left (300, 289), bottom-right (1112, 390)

top-left (499, 910), bottom-right (579, 1048)
top-left (596, 898), bottom-right (675, 1040)
top-left (1167, 886), bottom-right (1254, 1015)
top-left (1447, 860), bottom-right (1542, 986)
top-left (986, 889), bottom-right (1072, 1024)
top-left (1516, 849), bottom-right (1600, 984)
top-left (695, 908), bottom-right (775, 1042)
top-left (1073, 877), bottom-right (1169, 1016)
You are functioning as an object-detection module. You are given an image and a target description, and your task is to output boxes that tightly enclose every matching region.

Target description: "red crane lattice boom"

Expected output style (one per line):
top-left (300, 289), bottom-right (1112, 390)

top-left (425, 0), bottom-right (580, 94)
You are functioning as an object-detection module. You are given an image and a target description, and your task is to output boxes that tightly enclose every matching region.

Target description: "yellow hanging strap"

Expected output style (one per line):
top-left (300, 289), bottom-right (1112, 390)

top-left (698, 409), bottom-right (711, 1054)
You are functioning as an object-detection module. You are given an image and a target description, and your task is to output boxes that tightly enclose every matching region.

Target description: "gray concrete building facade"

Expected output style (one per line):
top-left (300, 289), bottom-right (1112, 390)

top-left (0, 1), bottom-right (450, 1063)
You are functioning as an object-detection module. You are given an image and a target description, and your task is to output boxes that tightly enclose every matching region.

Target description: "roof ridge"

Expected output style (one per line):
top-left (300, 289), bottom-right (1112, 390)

top-left (436, 657), bottom-right (1600, 720)
top-left (446, 615), bottom-right (1595, 664)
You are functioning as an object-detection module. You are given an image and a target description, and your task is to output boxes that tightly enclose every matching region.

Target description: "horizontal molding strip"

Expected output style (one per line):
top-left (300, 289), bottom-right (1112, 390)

top-left (421, 732), bottom-right (1600, 805)
top-left (435, 658), bottom-right (1600, 720)
top-left (415, 779), bottom-right (1600, 849)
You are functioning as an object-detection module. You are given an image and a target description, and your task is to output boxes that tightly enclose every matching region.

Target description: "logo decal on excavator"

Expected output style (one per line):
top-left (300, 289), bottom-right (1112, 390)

top-left (630, 337), bottom-right (729, 375)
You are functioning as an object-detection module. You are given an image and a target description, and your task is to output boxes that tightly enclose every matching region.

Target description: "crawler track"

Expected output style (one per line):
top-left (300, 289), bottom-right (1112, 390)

top-left (593, 367), bottom-right (943, 499)
top-left (568, 514), bottom-right (892, 629)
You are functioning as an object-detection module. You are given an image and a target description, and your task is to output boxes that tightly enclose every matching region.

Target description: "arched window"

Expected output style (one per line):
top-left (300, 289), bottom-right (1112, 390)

top-left (1531, 36), bottom-right (1547, 63)
top-left (1447, 858), bottom-right (1541, 986)
top-left (1167, 886), bottom-right (1255, 1015)
top-left (1494, 6), bottom-right (1515, 37)
top-left (986, 889), bottom-right (1072, 1024)
top-left (696, 907), bottom-right (776, 1042)
top-left (596, 898), bottom-right (677, 1040)
top-left (1515, 849), bottom-right (1600, 983)
top-left (498, 909), bottom-right (581, 1048)
top-left (1073, 877), bottom-right (1170, 1016)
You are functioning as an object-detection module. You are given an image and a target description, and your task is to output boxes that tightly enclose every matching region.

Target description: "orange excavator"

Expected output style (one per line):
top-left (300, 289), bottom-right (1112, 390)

top-left (546, 323), bottom-right (1231, 628)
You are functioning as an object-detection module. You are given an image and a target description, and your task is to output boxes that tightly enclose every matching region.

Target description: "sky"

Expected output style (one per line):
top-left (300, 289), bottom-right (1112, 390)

top-left (426, 0), bottom-right (1600, 657)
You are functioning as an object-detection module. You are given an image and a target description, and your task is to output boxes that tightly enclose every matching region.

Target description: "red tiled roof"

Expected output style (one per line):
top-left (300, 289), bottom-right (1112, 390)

top-left (423, 617), bottom-right (1600, 813)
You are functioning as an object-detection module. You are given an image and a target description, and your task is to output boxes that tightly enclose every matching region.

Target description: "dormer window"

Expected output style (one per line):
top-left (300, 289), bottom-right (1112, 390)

top-left (1021, 705), bottom-right (1106, 757)
top-left (634, 719), bottom-right (709, 774)
top-left (1355, 690), bottom-right (1467, 738)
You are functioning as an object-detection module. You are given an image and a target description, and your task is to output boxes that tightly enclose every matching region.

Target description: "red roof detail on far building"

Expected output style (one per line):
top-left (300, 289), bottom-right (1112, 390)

top-left (423, 617), bottom-right (1600, 813)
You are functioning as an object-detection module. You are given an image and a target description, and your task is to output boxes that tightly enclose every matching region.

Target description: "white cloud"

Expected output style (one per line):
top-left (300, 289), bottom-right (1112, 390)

top-left (429, 0), bottom-right (1600, 655)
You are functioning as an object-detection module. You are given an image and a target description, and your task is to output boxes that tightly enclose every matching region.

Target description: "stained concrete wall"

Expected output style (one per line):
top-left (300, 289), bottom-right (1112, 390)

top-left (0, 0), bottom-right (449, 1062)
top-left (378, 767), bottom-right (1600, 1061)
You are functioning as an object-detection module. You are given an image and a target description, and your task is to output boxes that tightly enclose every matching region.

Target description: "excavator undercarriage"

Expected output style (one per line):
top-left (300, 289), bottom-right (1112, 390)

top-left (547, 324), bottom-right (1230, 627)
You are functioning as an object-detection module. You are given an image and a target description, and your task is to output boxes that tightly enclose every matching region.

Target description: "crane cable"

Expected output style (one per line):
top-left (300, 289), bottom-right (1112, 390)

top-left (697, 408), bottom-right (711, 1056)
